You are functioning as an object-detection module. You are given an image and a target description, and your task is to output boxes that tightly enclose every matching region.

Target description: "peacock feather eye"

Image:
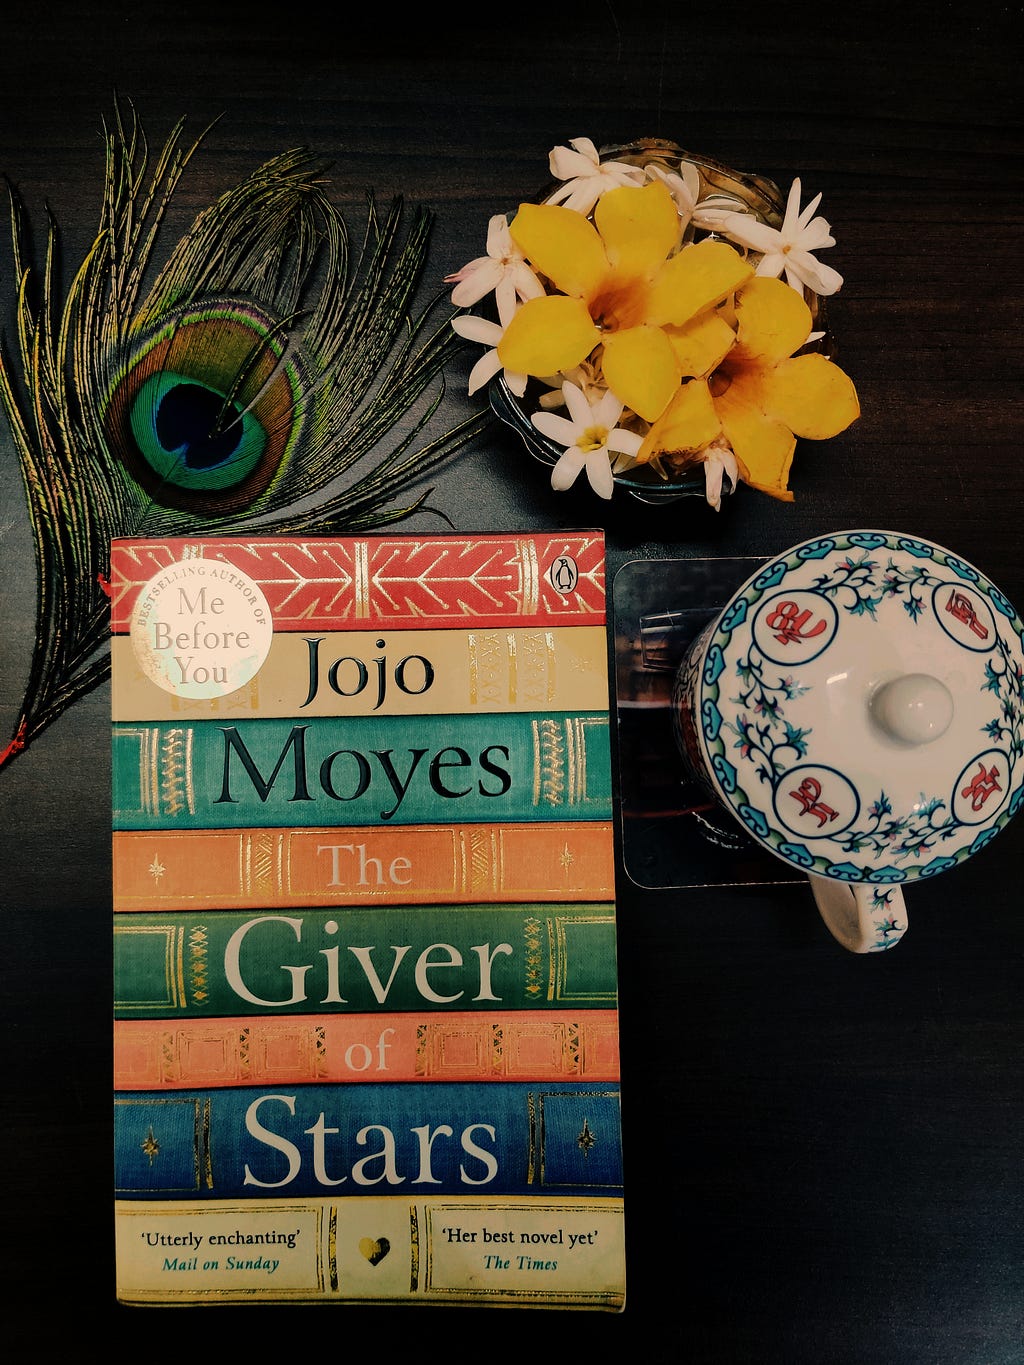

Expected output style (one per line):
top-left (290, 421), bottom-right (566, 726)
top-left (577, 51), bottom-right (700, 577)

top-left (103, 299), bottom-right (307, 513)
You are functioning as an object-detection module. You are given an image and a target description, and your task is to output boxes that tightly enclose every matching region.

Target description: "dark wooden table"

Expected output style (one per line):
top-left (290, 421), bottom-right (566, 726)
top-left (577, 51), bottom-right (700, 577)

top-left (1, 3), bottom-right (1020, 1358)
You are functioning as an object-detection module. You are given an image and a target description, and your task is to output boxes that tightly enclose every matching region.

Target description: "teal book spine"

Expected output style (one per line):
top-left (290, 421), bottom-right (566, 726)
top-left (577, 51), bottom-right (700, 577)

top-left (114, 905), bottom-right (619, 1018)
top-left (114, 1081), bottom-right (624, 1200)
top-left (113, 712), bottom-right (612, 830)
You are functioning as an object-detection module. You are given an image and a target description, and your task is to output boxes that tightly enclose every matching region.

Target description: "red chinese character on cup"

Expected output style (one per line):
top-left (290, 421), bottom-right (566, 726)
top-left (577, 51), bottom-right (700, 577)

top-left (789, 776), bottom-right (839, 827)
top-left (960, 761), bottom-right (1002, 812)
top-left (945, 588), bottom-right (989, 640)
top-left (766, 600), bottom-right (828, 647)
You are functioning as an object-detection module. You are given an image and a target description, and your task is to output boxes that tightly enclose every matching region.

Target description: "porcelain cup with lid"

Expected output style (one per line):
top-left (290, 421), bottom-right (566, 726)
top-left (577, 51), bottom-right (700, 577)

top-left (672, 530), bottom-right (1023, 952)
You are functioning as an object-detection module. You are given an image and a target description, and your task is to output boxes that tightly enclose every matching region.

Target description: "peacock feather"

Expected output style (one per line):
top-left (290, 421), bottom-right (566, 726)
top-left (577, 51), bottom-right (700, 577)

top-left (0, 100), bottom-right (485, 773)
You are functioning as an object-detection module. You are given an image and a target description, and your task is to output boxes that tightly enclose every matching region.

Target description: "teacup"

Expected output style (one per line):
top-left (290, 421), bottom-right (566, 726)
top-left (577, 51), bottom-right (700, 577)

top-left (672, 530), bottom-right (1023, 952)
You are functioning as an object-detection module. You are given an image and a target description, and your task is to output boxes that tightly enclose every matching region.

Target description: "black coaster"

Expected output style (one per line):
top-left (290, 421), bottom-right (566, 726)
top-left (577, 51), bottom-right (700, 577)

top-left (612, 556), bottom-right (802, 890)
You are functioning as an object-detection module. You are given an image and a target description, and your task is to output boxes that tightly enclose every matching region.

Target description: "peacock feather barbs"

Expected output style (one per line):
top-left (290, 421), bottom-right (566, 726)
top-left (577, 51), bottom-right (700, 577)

top-left (0, 102), bottom-right (485, 772)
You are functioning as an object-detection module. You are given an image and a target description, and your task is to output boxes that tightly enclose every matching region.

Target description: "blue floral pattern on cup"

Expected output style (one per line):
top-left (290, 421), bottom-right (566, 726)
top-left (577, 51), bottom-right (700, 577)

top-left (692, 532), bottom-right (1024, 882)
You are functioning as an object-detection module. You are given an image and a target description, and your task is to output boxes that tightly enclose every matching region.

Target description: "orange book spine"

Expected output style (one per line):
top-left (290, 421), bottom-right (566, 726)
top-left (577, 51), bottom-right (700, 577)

top-left (113, 821), bottom-right (615, 910)
top-left (114, 1010), bottom-right (621, 1088)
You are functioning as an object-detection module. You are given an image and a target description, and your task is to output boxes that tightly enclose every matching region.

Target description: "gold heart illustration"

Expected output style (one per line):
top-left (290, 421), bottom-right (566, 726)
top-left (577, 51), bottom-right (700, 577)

top-left (358, 1236), bottom-right (391, 1267)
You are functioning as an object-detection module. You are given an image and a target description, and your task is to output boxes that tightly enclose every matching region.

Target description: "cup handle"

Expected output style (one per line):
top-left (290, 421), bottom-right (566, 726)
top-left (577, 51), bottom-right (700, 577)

top-left (808, 875), bottom-right (908, 954)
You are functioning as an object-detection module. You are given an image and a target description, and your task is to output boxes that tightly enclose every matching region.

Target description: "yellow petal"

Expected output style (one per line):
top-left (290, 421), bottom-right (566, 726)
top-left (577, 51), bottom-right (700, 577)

top-left (592, 180), bottom-right (680, 281)
top-left (601, 324), bottom-right (681, 424)
top-left (497, 294), bottom-right (600, 377)
top-left (715, 374), bottom-right (797, 500)
top-left (731, 276), bottom-right (814, 366)
top-left (664, 310), bottom-right (737, 378)
top-left (509, 202), bottom-right (608, 300)
top-left (645, 239), bottom-right (754, 327)
top-left (759, 353), bottom-right (861, 439)
top-left (637, 379), bottom-right (721, 463)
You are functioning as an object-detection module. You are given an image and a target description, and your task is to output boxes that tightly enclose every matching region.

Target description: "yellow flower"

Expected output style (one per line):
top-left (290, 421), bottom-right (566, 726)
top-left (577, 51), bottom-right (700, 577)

top-left (496, 180), bottom-right (754, 424)
top-left (637, 276), bottom-right (859, 500)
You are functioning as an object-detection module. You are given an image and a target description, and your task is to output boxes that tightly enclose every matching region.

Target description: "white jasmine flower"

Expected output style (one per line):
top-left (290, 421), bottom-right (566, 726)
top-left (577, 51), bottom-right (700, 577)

top-left (702, 438), bottom-right (739, 512)
top-left (545, 137), bottom-right (645, 214)
top-left (691, 193), bottom-right (755, 231)
top-left (445, 214), bottom-right (545, 315)
top-left (531, 380), bottom-right (643, 499)
top-left (450, 295), bottom-right (527, 397)
top-left (645, 160), bottom-right (753, 232)
top-left (713, 177), bottom-right (844, 296)
top-left (644, 160), bottom-right (702, 224)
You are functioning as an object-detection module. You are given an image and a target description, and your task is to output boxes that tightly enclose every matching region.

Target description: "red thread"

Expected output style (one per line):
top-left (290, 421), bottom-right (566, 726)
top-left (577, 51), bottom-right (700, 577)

top-left (97, 573), bottom-right (113, 597)
top-left (0, 720), bottom-right (28, 769)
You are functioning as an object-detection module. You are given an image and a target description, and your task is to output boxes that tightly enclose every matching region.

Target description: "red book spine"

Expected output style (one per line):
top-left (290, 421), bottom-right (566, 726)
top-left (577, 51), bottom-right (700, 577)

top-left (109, 533), bottom-right (607, 631)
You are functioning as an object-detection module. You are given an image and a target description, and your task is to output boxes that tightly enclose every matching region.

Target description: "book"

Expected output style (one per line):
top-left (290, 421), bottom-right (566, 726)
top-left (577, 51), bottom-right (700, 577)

top-left (112, 712), bottom-right (613, 829)
top-left (114, 1081), bottom-right (624, 1200)
top-left (112, 821), bottom-right (615, 910)
top-left (113, 1195), bottom-right (626, 1307)
top-left (113, 1011), bottom-right (622, 1088)
top-left (112, 530), bottom-right (625, 1309)
top-left (113, 905), bottom-right (618, 1018)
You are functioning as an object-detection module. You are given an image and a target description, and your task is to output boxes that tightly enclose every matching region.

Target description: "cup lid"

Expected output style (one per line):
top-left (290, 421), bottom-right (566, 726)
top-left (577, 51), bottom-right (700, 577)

top-left (690, 530), bottom-right (1024, 884)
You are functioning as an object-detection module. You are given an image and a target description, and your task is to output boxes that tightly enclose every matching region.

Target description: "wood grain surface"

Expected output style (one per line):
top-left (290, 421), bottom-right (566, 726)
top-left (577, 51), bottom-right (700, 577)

top-left (0, 2), bottom-right (1020, 1357)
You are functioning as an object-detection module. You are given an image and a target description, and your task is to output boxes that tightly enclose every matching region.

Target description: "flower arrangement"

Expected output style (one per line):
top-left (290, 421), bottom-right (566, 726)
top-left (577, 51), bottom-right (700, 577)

top-left (446, 137), bottom-right (860, 509)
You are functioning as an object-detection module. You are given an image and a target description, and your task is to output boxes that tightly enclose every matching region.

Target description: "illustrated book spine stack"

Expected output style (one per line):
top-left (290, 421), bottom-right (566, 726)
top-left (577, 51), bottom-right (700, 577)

top-left (112, 531), bottom-right (625, 1308)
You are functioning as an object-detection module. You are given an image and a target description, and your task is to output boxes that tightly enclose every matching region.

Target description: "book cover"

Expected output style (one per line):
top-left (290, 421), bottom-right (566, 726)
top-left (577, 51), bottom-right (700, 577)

top-left (112, 531), bottom-right (625, 1308)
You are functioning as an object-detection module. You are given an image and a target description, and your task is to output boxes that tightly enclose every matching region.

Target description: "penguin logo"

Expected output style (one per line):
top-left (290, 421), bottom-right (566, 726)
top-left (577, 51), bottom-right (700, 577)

top-left (549, 554), bottom-right (579, 594)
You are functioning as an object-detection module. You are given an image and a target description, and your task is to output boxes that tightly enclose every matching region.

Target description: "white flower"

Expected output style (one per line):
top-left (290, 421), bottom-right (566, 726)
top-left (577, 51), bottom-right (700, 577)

top-left (450, 294), bottom-right (527, 398)
top-left (445, 214), bottom-right (545, 315)
top-left (644, 160), bottom-right (701, 224)
top-left (691, 193), bottom-right (756, 231)
top-left (545, 137), bottom-right (644, 214)
top-left (645, 160), bottom-right (754, 232)
top-left (531, 381), bottom-right (643, 499)
top-left (713, 177), bottom-right (844, 296)
top-left (701, 438), bottom-right (739, 512)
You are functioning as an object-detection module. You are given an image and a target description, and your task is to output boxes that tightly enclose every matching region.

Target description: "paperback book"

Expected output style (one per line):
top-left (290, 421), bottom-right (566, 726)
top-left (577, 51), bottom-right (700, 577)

top-left (112, 531), bottom-right (625, 1308)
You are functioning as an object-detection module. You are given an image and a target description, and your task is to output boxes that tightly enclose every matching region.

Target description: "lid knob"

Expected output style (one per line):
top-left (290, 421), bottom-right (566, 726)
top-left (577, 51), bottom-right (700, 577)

top-left (870, 673), bottom-right (954, 745)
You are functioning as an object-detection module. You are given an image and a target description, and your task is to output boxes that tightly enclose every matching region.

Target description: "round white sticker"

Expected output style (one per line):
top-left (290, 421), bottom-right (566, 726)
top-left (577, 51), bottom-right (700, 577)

top-left (129, 557), bottom-right (274, 699)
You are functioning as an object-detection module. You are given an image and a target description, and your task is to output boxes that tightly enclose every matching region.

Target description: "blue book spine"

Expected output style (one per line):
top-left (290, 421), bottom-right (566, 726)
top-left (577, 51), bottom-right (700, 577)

top-left (113, 712), bottom-right (612, 829)
top-left (115, 1082), bottom-right (624, 1199)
